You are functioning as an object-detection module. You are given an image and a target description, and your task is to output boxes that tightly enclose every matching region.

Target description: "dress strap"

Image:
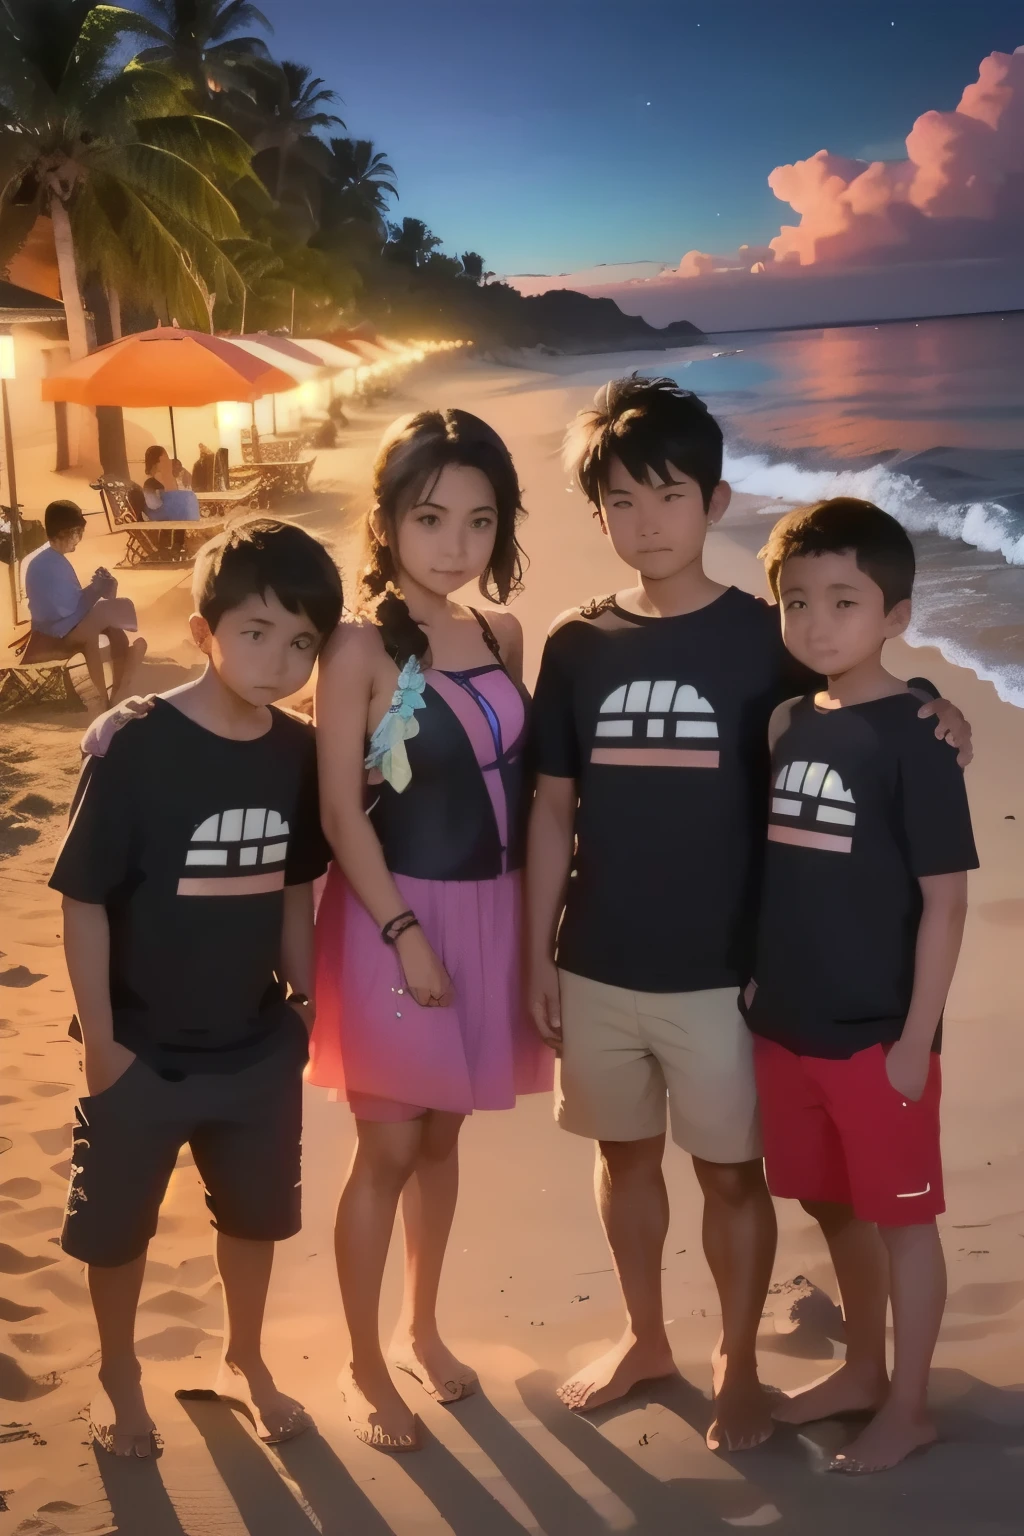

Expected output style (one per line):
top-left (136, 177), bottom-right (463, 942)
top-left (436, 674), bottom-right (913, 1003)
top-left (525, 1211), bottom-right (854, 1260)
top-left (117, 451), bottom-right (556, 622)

top-left (469, 607), bottom-right (505, 667)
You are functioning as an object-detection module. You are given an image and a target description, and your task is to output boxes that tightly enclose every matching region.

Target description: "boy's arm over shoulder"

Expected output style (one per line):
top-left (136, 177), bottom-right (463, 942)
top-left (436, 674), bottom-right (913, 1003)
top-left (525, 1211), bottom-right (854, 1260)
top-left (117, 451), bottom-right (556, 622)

top-left (895, 704), bottom-right (979, 879)
top-left (50, 727), bottom-right (140, 903)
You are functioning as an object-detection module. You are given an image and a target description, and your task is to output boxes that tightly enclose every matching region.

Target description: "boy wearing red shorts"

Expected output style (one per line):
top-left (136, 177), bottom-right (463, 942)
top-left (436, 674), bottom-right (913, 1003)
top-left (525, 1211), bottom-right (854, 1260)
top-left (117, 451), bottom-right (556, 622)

top-left (746, 498), bottom-right (978, 1474)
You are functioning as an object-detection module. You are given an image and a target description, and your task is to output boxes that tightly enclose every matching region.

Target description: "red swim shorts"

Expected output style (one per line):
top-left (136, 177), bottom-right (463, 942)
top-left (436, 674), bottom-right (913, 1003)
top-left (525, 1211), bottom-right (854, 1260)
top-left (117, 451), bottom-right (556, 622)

top-left (752, 1036), bottom-right (943, 1226)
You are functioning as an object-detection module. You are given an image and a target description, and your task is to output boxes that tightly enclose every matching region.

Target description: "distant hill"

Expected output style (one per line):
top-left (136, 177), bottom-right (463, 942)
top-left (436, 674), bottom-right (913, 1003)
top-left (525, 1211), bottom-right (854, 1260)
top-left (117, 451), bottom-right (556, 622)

top-left (510, 289), bottom-right (706, 353)
top-left (365, 278), bottom-right (706, 355)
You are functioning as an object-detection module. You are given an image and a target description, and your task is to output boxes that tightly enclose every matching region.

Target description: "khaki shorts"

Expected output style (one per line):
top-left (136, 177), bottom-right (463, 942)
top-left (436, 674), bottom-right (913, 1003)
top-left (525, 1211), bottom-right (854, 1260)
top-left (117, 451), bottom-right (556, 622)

top-left (555, 970), bottom-right (762, 1164)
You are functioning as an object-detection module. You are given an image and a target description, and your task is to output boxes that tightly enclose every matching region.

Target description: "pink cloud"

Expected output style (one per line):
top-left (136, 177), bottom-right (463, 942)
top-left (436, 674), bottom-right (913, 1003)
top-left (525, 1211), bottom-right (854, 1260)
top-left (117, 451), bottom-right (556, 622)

top-left (506, 45), bottom-right (1024, 307)
top-left (769, 46), bottom-right (1024, 265)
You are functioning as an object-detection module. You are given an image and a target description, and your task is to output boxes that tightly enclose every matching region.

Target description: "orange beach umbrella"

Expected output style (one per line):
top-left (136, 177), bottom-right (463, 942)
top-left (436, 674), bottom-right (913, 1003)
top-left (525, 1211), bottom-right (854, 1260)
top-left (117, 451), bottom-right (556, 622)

top-left (41, 327), bottom-right (302, 459)
top-left (41, 327), bottom-right (298, 408)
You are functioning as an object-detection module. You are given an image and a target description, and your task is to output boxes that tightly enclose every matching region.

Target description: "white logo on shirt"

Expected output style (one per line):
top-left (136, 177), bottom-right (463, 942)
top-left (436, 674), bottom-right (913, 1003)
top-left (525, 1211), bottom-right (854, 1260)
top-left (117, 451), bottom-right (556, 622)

top-left (591, 681), bottom-right (720, 767)
top-left (177, 808), bottom-right (290, 895)
top-left (769, 762), bottom-right (856, 852)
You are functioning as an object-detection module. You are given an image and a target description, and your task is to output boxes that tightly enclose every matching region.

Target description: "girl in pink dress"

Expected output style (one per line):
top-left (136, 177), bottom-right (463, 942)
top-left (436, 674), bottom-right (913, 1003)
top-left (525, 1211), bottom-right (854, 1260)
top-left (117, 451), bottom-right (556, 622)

top-left (310, 409), bottom-right (552, 1451)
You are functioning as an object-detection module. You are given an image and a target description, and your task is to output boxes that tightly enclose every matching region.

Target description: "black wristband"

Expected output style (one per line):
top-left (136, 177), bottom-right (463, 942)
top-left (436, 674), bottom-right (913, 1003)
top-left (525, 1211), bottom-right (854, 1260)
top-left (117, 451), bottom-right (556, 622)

top-left (382, 910), bottom-right (418, 944)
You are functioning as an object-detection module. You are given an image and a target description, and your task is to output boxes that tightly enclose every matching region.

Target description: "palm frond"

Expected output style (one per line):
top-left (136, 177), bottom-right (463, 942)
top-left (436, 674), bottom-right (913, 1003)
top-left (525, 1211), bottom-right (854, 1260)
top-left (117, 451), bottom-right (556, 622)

top-left (209, 0), bottom-right (273, 44)
top-left (135, 112), bottom-right (255, 185)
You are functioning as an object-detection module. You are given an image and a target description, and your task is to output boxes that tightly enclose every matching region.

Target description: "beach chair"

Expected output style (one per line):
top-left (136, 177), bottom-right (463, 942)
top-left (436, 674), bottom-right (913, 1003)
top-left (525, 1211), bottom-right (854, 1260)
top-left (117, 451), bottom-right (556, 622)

top-left (91, 479), bottom-right (225, 568)
top-left (1, 629), bottom-right (87, 712)
top-left (253, 431), bottom-right (305, 464)
top-left (272, 454), bottom-right (317, 496)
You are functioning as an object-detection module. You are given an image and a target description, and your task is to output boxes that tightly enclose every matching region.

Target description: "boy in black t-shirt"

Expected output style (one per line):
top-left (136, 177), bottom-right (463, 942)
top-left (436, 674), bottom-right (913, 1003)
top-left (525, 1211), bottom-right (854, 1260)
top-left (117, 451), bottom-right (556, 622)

top-left (527, 377), bottom-right (972, 1452)
top-left (748, 499), bottom-right (977, 1473)
top-left (50, 520), bottom-right (343, 1457)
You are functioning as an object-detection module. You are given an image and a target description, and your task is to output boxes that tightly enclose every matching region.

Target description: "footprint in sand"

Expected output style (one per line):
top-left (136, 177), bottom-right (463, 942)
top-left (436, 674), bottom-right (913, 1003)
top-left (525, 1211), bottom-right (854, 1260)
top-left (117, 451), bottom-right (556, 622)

top-left (0, 1350), bottom-right (60, 1401)
top-left (0, 1096), bottom-right (17, 1107)
top-left (50, 1160), bottom-right (72, 1180)
top-left (31, 1083), bottom-right (72, 1099)
top-left (138, 1290), bottom-right (208, 1320)
top-left (0, 1244), bottom-right (57, 1275)
top-left (0, 966), bottom-right (45, 988)
top-left (0, 1295), bottom-right (44, 1322)
top-left (0, 818), bottom-right (39, 854)
top-left (31, 1127), bottom-right (72, 1157)
top-left (0, 1198), bottom-right (21, 1215)
top-left (137, 1325), bottom-right (214, 1361)
top-left (27, 1271), bottom-right (89, 1309)
top-left (9, 1324), bottom-right (82, 1356)
top-left (12, 794), bottom-right (59, 819)
top-left (0, 1179), bottom-right (42, 1200)
top-left (6, 1208), bottom-right (64, 1238)
top-left (144, 1254), bottom-right (218, 1289)
top-left (0, 1139), bottom-right (11, 1156)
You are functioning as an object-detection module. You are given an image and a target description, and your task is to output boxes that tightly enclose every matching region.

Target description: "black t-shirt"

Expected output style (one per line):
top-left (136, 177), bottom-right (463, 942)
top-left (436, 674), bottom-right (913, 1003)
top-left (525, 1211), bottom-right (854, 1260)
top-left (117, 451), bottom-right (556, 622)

top-left (531, 587), bottom-right (813, 992)
top-left (50, 700), bottom-right (328, 1075)
top-left (746, 691), bottom-right (978, 1058)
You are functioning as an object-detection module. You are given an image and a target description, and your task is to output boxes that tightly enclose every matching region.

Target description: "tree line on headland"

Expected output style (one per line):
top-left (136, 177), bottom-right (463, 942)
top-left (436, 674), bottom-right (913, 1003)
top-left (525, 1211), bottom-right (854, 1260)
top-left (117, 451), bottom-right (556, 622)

top-left (0, 0), bottom-right (703, 355)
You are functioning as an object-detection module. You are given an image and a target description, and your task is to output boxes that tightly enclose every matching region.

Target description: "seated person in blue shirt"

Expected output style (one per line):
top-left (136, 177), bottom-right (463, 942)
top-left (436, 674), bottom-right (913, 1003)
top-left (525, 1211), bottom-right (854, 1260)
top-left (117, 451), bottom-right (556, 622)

top-left (23, 500), bottom-right (146, 708)
top-left (142, 445), bottom-right (200, 521)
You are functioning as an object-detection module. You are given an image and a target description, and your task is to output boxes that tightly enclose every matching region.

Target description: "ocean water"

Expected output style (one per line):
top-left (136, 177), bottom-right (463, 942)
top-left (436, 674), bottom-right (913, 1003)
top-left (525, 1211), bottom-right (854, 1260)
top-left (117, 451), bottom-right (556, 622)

top-left (664, 312), bottom-right (1024, 707)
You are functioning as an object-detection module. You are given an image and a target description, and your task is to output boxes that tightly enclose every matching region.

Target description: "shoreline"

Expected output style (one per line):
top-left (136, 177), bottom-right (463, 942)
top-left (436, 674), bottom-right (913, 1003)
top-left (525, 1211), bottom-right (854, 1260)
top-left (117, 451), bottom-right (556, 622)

top-left (1, 353), bottom-right (1023, 1532)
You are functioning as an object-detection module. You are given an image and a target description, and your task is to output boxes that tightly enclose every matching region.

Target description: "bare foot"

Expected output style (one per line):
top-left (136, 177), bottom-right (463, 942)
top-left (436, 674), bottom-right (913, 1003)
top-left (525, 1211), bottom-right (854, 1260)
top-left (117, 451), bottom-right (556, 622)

top-left (339, 1361), bottom-right (418, 1452)
top-left (828, 1399), bottom-right (938, 1473)
top-left (389, 1329), bottom-right (478, 1404)
top-left (92, 1359), bottom-right (160, 1458)
top-left (772, 1361), bottom-right (888, 1426)
top-left (557, 1334), bottom-right (677, 1411)
top-left (111, 638), bottom-right (148, 706)
top-left (213, 1355), bottom-right (312, 1445)
top-left (707, 1354), bottom-right (774, 1451)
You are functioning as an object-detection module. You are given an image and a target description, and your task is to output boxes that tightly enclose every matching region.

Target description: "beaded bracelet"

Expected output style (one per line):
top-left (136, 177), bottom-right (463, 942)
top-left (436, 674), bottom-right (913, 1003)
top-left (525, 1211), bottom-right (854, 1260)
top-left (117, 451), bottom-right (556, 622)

top-left (381, 909), bottom-right (419, 945)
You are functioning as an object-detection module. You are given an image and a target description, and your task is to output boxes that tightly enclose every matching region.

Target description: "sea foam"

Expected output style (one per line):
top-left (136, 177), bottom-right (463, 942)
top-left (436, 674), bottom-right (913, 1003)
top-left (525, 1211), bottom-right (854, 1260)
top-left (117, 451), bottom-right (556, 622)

top-left (723, 450), bottom-right (1024, 568)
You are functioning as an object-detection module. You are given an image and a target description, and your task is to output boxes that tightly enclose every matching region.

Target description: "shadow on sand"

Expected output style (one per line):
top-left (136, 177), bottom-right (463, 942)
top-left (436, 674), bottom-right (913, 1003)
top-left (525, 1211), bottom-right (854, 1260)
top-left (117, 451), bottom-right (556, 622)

top-left (93, 1443), bottom-right (189, 1536)
top-left (92, 1366), bottom-right (1024, 1535)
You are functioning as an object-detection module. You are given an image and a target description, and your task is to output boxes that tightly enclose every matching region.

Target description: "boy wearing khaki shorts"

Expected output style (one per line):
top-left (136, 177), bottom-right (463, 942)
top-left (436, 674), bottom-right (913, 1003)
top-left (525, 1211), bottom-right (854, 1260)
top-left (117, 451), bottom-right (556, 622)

top-left (526, 376), bottom-right (970, 1452)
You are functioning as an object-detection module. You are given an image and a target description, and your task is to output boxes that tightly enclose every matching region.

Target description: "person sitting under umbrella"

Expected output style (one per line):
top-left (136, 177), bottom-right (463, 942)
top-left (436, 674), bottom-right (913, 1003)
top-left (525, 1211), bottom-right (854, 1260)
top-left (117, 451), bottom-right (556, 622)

top-left (143, 445), bottom-right (199, 520)
top-left (23, 501), bottom-right (146, 709)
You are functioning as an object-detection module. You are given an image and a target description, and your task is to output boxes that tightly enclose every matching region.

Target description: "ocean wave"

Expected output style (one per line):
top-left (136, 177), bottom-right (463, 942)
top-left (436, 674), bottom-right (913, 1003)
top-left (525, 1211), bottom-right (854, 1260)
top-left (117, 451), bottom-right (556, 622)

top-left (723, 450), bottom-right (1024, 567)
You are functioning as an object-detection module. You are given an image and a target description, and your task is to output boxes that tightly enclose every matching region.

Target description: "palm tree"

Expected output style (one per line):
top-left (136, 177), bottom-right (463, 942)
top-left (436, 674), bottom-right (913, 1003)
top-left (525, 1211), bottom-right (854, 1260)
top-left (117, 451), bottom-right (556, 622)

top-left (248, 61), bottom-right (343, 203)
top-left (460, 251), bottom-right (484, 283)
top-left (0, 0), bottom-right (256, 354)
top-left (127, 0), bottom-right (275, 104)
top-left (386, 216), bottom-right (441, 269)
top-left (321, 137), bottom-right (396, 230)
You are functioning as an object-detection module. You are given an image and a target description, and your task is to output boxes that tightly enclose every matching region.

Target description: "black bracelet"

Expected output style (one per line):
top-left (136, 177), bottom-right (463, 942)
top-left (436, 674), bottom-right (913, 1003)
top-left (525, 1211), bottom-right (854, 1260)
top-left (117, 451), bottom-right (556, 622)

top-left (382, 910), bottom-right (419, 944)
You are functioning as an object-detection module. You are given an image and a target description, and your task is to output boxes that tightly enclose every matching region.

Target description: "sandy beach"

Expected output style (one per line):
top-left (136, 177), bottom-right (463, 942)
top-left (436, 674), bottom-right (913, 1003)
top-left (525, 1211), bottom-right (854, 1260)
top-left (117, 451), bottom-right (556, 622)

top-left (2, 353), bottom-right (1023, 1536)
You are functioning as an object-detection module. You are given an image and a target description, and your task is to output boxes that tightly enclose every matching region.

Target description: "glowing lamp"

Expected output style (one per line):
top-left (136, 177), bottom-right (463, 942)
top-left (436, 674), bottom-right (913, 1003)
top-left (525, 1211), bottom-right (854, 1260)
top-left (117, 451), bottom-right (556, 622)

top-left (0, 333), bottom-right (15, 380)
top-left (216, 400), bottom-right (245, 432)
top-left (216, 398), bottom-right (245, 461)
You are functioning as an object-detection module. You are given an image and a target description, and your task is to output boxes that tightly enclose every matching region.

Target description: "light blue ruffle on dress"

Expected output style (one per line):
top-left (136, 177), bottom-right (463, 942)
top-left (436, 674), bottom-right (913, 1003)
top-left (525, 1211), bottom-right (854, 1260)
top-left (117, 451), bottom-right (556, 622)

top-left (364, 656), bottom-right (427, 792)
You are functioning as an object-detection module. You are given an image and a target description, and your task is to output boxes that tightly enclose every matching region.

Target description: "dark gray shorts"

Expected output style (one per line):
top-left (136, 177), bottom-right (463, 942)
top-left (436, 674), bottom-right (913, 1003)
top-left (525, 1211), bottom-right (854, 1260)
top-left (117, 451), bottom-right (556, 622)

top-left (61, 1024), bottom-right (308, 1267)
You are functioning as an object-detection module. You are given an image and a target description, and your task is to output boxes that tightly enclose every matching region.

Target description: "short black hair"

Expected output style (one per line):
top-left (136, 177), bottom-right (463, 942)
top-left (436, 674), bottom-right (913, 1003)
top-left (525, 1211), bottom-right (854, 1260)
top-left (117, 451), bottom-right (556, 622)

top-left (564, 374), bottom-right (724, 513)
top-left (193, 519), bottom-right (344, 640)
top-left (45, 499), bottom-right (86, 539)
top-left (760, 497), bottom-right (915, 613)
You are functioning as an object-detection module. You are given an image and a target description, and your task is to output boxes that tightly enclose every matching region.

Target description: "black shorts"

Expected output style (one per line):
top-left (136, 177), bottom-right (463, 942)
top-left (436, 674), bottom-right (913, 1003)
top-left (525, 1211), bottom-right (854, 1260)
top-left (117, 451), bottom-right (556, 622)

top-left (61, 1024), bottom-right (308, 1267)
